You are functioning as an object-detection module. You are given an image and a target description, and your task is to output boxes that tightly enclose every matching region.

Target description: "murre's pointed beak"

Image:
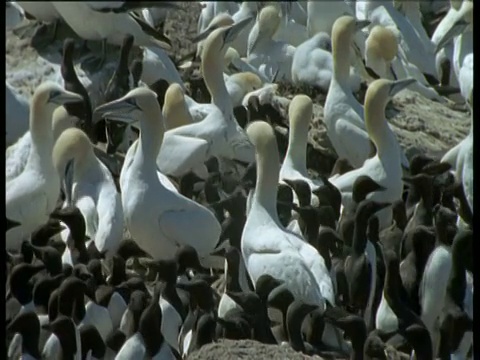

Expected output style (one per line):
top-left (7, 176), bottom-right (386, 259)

top-left (389, 78), bottom-right (416, 96)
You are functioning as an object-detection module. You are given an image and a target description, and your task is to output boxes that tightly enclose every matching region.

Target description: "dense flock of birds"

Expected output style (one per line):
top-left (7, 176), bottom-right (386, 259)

top-left (5, 1), bottom-right (473, 360)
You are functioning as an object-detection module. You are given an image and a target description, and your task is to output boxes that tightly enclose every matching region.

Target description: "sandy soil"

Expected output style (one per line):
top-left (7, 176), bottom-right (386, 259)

top-left (5, 3), bottom-right (470, 360)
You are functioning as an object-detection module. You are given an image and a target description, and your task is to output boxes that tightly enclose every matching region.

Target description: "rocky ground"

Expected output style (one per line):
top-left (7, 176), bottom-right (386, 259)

top-left (5, 3), bottom-right (470, 360)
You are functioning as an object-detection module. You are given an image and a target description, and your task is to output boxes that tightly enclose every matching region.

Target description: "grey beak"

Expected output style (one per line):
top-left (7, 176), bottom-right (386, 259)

top-left (434, 18), bottom-right (469, 54)
top-left (355, 19), bottom-right (371, 32)
top-left (192, 26), bottom-right (216, 43)
top-left (389, 78), bottom-right (416, 96)
top-left (224, 16), bottom-right (255, 44)
top-left (51, 92), bottom-right (83, 106)
top-left (93, 99), bottom-right (137, 125)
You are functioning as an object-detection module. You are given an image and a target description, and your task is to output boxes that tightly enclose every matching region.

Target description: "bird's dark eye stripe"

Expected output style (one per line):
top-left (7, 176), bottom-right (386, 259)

top-left (50, 90), bottom-right (61, 100)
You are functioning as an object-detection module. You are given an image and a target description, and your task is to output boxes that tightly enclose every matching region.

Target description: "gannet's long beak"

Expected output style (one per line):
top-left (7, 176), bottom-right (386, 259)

top-left (192, 26), bottom-right (215, 43)
top-left (224, 16), bottom-right (255, 44)
top-left (434, 18), bottom-right (469, 54)
top-left (50, 91), bottom-right (83, 106)
top-left (389, 78), bottom-right (416, 96)
top-left (355, 19), bottom-right (371, 32)
top-left (93, 98), bottom-right (138, 125)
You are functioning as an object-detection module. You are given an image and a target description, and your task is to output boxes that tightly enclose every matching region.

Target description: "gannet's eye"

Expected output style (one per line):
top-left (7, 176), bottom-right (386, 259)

top-left (49, 90), bottom-right (62, 102)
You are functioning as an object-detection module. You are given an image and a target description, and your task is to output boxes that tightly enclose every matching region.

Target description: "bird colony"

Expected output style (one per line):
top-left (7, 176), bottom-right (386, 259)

top-left (5, 1), bottom-right (473, 360)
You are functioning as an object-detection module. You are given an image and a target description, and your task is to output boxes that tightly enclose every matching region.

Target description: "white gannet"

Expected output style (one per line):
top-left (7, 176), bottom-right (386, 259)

top-left (242, 120), bottom-right (347, 351)
top-left (93, 87), bottom-right (222, 261)
top-left (225, 72), bottom-right (263, 107)
top-left (228, 1), bottom-right (259, 56)
top-left (51, 2), bottom-right (173, 68)
top-left (6, 82), bottom-right (30, 146)
top-left (194, 12), bottom-right (236, 65)
top-left (291, 32), bottom-right (361, 93)
top-left (431, 0), bottom-right (463, 87)
top-left (434, 0), bottom-right (473, 103)
top-left (140, 45), bottom-right (185, 89)
top-left (330, 78), bottom-right (416, 231)
top-left (365, 25), bottom-right (445, 102)
top-left (197, 1), bottom-right (239, 37)
top-left (365, 25), bottom-right (399, 79)
top-left (307, 0), bottom-right (354, 37)
top-left (280, 95), bottom-right (324, 194)
top-left (271, 2), bottom-right (308, 47)
top-left (247, 5), bottom-right (296, 82)
top-left (52, 127), bottom-right (124, 257)
top-left (6, 1), bottom-right (25, 30)
top-left (223, 46), bottom-right (272, 83)
top-left (163, 83), bottom-right (195, 129)
top-left (367, 0), bottom-right (439, 82)
top-left (170, 17), bottom-right (256, 167)
top-left (324, 16), bottom-right (409, 170)
top-left (6, 82), bottom-right (83, 251)
top-left (17, 1), bottom-right (60, 22)
top-left (7, 106), bottom-right (77, 182)
top-left (441, 92), bottom-right (473, 211)
top-left (141, 3), bottom-right (182, 31)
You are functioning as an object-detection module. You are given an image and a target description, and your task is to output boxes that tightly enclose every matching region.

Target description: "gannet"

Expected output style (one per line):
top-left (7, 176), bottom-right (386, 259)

top-left (431, 0), bottom-right (463, 86)
top-left (225, 72), bottom-right (263, 107)
top-left (271, 2), bottom-right (308, 47)
top-left (242, 120), bottom-right (348, 351)
top-left (194, 12), bottom-right (235, 63)
top-left (228, 1), bottom-right (259, 56)
top-left (52, 128), bottom-right (124, 257)
top-left (280, 95), bottom-right (324, 196)
top-left (169, 17), bottom-right (256, 167)
top-left (197, 1), bottom-right (239, 37)
top-left (93, 87), bottom-right (222, 261)
top-left (141, 3), bottom-right (182, 31)
top-left (6, 83), bottom-right (82, 251)
top-left (324, 16), bottom-right (409, 170)
top-left (223, 46), bottom-right (272, 83)
top-left (291, 32), bottom-right (361, 93)
top-left (247, 5), bottom-right (295, 82)
top-left (7, 106), bottom-right (77, 183)
top-left (163, 83), bottom-right (195, 129)
top-left (366, 25), bottom-right (445, 102)
top-left (434, 0), bottom-right (473, 103)
top-left (51, 2), bottom-right (173, 69)
top-left (16, 1), bottom-right (60, 22)
top-left (307, 0), bottom-right (354, 37)
top-left (247, 5), bottom-right (296, 82)
top-left (6, 1), bottom-right (24, 30)
top-left (140, 45), bottom-right (185, 89)
top-left (330, 78), bottom-right (416, 231)
top-left (367, 0), bottom-right (439, 81)
top-left (6, 82), bottom-right (30, 146)
top-left (441, 93), bottom-right (473, 211)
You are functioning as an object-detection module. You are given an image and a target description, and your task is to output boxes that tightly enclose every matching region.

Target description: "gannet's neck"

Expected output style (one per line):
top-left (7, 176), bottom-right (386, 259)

top-left (29, 103), bottom-right (54, 167)
top-left (285, 119), bottom-right (309, 175)
top-left (332, 32), bottom-right (353, 86)
top-left (136, 107), bottom-right (164, 170)
top-left (364, 96), bottom-right (396, 159)
top-left (253, 139), bottom-right (281, 220)
top-left (203, 48), bottom-right (234, 115)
